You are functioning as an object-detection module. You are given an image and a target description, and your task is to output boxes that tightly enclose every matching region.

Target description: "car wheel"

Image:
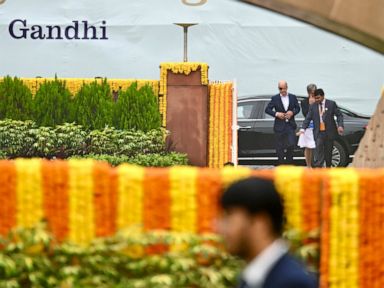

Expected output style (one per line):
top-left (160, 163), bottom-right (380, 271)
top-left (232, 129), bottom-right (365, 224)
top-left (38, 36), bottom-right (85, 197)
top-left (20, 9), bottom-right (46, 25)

top-left (332, 141), bottom-right (348, 167)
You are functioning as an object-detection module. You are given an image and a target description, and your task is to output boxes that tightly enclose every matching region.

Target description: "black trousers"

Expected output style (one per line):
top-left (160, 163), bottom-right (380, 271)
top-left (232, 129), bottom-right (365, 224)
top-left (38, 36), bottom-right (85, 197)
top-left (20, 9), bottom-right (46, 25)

top-left (314, 132), bottom-right (334, 168)
top-left (275, 126), bottom-right (296, 165)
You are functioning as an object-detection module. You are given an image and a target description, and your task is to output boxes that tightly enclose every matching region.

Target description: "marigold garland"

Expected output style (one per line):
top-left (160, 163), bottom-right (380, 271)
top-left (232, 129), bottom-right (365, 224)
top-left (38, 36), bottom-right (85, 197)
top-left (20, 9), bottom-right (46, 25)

top-left (159, 62), bottom-right (209, 127)
top-left (208, 82), bottom-right (233, 168)
top-left (301, 169), bottom-right (323, 232)
top-left (328, 169), bottom-right (359, 288)
top-left (220, 166), bottom-right (252, 189)
top-left (93, 161), bottom-right (114, 237)
top-left (143, 168), bottom-right (171, 254)
top-left (358, 170), bottom-right (384, 288)
top-left (0, 161), bottom-right (17, 235)
top-left (42, 160), bottom-right (69, 242)
top-left (68, 159), bottom-right (95, 245)
top-left (169, 166), bottom-right (198, 234)
top-left (116, 164), bottom-right (145, 231)
top-left (196, 169), bottom-right (222, 234)
top-left (1, 158), bottom-right (384, 288)
top-left (275, 166), bottom-right (304, 231)
top-left (15, 159), bottom-right (43, 228)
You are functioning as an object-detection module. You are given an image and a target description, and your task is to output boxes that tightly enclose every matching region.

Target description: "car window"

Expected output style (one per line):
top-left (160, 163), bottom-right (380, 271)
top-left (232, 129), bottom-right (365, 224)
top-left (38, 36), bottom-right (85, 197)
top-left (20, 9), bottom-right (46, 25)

top-left (297, 100), bottom-right (306, 119)
top-left (253, 101), bottom-right (268, 119)
top-left (238, 103), bottom-right (255, 119)
top-left (261, 100), bottom-right (275, 119)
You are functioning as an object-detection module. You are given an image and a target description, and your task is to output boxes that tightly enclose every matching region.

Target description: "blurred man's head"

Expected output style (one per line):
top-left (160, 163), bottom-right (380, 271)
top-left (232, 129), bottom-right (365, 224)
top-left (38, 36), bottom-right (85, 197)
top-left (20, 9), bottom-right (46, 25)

top-left (278, 80), bottom-right (288, 96)
top-left (219, 178), bottom-right (284, 261)
top-left (314, 88), bottom-right (325, 103)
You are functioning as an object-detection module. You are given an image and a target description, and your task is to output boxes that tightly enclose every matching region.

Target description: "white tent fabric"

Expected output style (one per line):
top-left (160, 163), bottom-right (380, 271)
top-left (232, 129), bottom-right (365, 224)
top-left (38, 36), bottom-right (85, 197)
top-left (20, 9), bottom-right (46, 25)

top-left (0, 0), bottom-right (383, 114)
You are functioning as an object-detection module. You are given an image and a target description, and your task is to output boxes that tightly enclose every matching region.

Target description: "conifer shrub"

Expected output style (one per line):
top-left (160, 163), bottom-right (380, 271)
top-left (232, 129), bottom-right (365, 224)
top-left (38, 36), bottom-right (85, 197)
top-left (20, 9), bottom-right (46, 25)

top-left (113, 83), bottom-right (161, 131)
top-left (33, 78), bottom-right (73, 127)
top-left (0, 76), bottom-right (33, 121)
top-left (71, 79), bottom-right (113, 130)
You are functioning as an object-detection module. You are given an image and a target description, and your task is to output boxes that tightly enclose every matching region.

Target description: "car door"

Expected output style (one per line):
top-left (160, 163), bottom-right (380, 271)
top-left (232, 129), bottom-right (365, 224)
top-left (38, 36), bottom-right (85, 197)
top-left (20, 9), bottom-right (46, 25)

top-left (255, 100), bottom-right (277, 157)
top-left (238, 99), bottom-right (276, 158)
top-left (237, 100), bottom-right (258, 157)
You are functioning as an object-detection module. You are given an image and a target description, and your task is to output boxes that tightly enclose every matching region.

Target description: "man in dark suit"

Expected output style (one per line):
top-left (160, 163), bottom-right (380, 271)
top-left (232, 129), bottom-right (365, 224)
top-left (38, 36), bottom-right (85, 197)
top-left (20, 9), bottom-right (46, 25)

top-left (300, 88), bottom-right (344, 168)
top-left (219, 177), bottom-right (317, 288)
top-left (265, 80), bottom-right (300, 165)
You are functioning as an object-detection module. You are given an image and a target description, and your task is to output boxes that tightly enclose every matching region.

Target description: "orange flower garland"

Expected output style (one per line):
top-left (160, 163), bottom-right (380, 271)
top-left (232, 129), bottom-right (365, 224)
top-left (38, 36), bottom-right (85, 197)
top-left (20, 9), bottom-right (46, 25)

top-left (301, 169), bottom-right (323, 232)
top-left (93, 161), bottom-right (114, 237)
top-left (41, 160), bottom-right (69, 242)
top-left (0, 161), bottom-right (17, 235)
top-left (196, 169), bottom-right (222, 234)
top-left (143, 168), bottom-right (171, 254)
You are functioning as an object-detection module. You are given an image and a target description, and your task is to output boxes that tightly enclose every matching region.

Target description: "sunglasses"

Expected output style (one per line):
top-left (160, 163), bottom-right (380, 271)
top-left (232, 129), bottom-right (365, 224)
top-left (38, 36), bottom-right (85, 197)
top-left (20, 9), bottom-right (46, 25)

top-left (278, 87), bottom-right (286, 90)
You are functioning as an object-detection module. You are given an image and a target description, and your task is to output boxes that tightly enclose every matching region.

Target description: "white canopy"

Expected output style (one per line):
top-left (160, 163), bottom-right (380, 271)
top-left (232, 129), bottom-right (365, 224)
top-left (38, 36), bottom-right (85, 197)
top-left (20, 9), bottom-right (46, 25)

top-left (0, 0), bottom-right (383, 114)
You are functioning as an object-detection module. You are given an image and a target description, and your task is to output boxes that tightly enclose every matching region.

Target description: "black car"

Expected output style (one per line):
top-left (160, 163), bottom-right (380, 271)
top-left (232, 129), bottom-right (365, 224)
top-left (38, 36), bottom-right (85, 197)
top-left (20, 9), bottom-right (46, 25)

top-left (237, 95), bottom-right (370, 167)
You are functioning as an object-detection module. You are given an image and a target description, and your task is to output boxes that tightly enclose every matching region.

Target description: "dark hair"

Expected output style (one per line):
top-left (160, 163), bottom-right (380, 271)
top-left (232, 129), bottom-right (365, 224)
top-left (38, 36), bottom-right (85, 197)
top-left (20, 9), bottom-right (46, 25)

top-left (224, 162), bottom-right (235, 167)
top-left (314, 88), bottom-right (324, 96)
top-left (220, 177), bottom-right (284, 235)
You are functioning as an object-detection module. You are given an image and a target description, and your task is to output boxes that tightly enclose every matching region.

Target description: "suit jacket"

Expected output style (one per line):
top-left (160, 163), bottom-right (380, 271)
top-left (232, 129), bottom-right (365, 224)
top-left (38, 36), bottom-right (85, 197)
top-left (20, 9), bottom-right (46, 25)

top-left (262, 253), bottom-right (318, 288)
top-left (265, 93), bottom-right (301, 133)
top-left (302, 99), bottom-right (343, 140)
top-left (301, 97), bottom-right (310, 117)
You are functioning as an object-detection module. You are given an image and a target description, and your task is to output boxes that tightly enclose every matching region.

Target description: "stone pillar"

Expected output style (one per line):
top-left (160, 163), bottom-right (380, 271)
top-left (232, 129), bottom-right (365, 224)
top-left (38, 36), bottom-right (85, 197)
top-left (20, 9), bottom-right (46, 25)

top-left (352, 89), bottom-right (384, 168)
top-left (166, 69), bottom-right (209, 166)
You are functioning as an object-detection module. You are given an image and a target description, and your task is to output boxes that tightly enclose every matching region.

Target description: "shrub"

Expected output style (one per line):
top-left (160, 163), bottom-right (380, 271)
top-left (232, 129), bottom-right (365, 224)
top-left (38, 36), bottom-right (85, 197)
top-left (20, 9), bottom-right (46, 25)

top-left (88, 127), bottom-right (165, 157)
top-left (72, 152), bottom-right (189, 167)
top-left (0, 223), bottom-right (242, 288)
top-left (0, 120), bottom-right (168, 161)
top-left (33, 78), bottom-right (73, 126)
top-left (0, 119), bottom-right (36, 157)
top-left (129, 152), bottom-right (189, 167)
top-left (72, 79), bottom-right (113, 130)
top-left (0, 76), bottom-right (33, 121)
top-left (113, 83), bottom-right (161, 132)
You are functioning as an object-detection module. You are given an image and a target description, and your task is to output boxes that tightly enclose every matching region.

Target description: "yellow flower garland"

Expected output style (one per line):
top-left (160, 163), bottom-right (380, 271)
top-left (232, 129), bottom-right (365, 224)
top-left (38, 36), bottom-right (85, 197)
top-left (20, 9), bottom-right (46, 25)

top-left (68, 159), bottom-right (95, 245)
top-left (328, 169), bottom-right (359, 288)
top-left (15, 159), bottom-right (43, 228)
top-left (0, 77), bottom-right (159, 97)
top-left (275, 166), bottom-right (304, 231)
top-left (208, 82), bottom-right (233, 168)
top-left (220, 166), bottom-right (252, 189)
top-left (117, 165), bottom-right (145, 231)
top-left (169, 166), bottom-right (198, 234)
top-left (159, 62), bottom-right (209, 127)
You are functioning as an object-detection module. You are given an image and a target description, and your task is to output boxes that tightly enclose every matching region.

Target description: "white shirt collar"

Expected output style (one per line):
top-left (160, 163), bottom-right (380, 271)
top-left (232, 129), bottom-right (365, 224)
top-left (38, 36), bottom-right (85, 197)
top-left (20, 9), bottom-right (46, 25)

top-left (242, 239), bottom-right (288, 287)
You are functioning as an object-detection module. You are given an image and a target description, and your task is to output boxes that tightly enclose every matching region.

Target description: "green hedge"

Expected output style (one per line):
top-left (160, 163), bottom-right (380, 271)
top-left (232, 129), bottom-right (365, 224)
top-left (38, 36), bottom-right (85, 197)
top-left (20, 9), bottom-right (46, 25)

top-left (0, 77), bottom-right (162, 132)
top-left (0, 76), bottom-right (33, 121)
top-left (33, 78), bottom-right (72, 127)
top-left (0, 120), bottom-right (178, 162)
top-left (72, 79), bottom-right (114, 130)
top-left (72, 153), bottom-right (189, 167)
top-left (113, 83), bottom-right (161, 132)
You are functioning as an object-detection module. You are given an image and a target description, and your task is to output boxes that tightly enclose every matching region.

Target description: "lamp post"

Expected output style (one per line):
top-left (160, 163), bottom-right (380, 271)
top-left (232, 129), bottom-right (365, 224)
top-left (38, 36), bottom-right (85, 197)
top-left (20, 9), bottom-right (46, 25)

top-left (174, 23), bottom-right (198, 62)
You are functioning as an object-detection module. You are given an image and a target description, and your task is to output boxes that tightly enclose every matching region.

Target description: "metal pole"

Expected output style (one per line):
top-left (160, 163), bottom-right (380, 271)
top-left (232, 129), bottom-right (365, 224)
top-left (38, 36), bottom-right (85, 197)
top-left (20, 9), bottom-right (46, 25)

top-left (183, 26), bottom-right (188, 62)
top-left (174, 23), bottom-right (197, 62)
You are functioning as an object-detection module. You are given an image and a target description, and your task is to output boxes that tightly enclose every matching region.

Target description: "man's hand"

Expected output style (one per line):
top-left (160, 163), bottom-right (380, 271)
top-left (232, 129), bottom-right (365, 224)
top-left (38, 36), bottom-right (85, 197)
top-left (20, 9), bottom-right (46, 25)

top-left (275, 112), bottom-right (285, 120)
top-left (285, 111), bottom-right (294, 119)
top-left (338, 126), bottom-right (344, 135)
